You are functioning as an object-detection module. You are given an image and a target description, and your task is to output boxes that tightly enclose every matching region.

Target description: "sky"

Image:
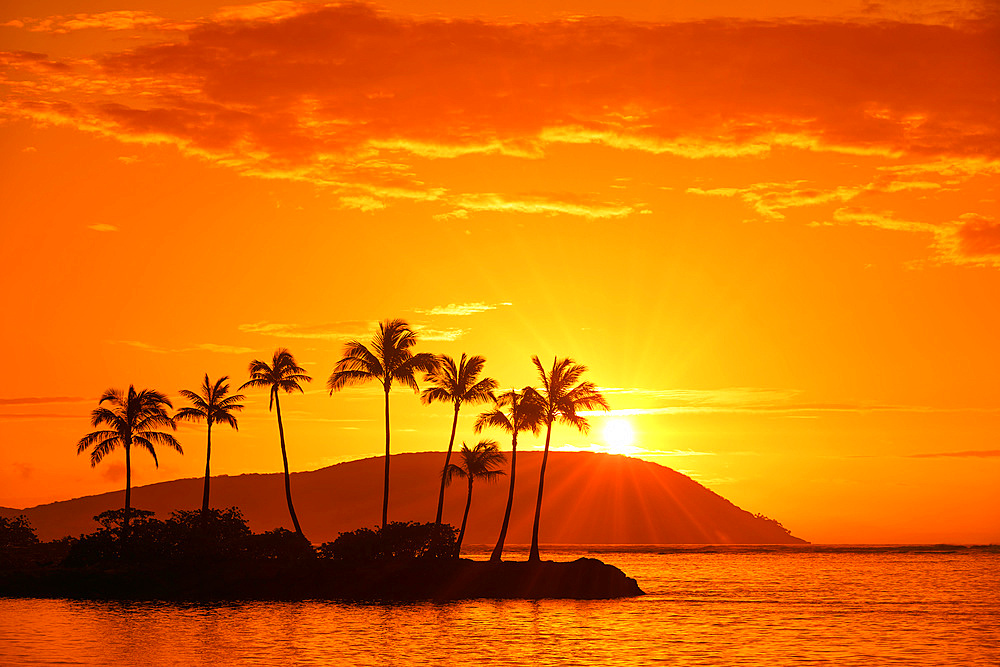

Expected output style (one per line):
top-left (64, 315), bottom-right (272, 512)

top-left (1, 0), bottom-right (998, 544)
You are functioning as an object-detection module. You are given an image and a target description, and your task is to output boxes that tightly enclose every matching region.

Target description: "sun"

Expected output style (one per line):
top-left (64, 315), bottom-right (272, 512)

top-left (602, 417), bottom-right (636, 456)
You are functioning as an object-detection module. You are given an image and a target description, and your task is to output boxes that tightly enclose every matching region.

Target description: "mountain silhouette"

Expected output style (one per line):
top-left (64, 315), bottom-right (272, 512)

top-left (3, 452), bottom-right (806, 544)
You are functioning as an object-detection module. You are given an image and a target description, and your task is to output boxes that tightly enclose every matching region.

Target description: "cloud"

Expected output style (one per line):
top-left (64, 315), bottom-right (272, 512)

top-left (0, 413), bottom-right (82, 419)
top-left (0, 396), bottom-right (85, 405)
top-left (2, 4), bottom-right (996, 216)
top-left (6, 10), bottom-right (184, 34)
top-left (116, 340), bottom-right (255, 354)
top-left (452, 193), bottom-right (633, 219)
top-left (416, 302), bottom-right (511, 316)
top-left (583, 386), bottom-right (1000, 416)
top-left (238, 320), bottom-right (371, 340)
top-left (412, 326), bottom-right (467, 342)
top-left (955, 214), bottom-right (1000, 257)
top-left (87, 223), bottom-right (118, 232)
top-left (908, 449), bottom-right (1000, 458)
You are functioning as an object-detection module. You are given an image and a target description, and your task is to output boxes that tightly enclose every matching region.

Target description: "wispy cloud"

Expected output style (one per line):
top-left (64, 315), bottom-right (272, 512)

top-left (237, 320), bottom-right (371, 341)
top-left (412, 326), bottom-right (467, 342)
top-left (908, 449), bottom-right (1000, 458)
top-left (584, 386), bottom-right (1000, 416)
top-left (116, 340), bottom-right (254, 354)
top-left (0, 396), bottom-right (85, 405)
top-left (87, 223), bottom-right (118, 232)
top-left (416, 302), bottom-right (511, 317)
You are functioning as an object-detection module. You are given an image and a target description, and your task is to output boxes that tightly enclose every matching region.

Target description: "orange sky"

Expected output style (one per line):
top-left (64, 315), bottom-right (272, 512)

top-left (1, 0), bottom-right (998, 544)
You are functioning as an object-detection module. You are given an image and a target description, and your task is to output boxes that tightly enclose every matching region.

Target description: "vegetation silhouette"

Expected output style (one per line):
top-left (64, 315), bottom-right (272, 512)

top-left (328, 318), bottom-right (436, 529)
top-left (240, 349), bottom-right (312, 537)
top-left (475, 387), bottom-right (545, 561)
top-left (444, 440), bottom-right (507, 555)
top-left (527, 357), bottom-right (608, 561)
top-left (421, 353), bottom-right (498, 526)
top-left (75, 386), bottom-right (182, 544)
top-left (175, 374), bottom-right (245, 524)
top-left (0, 515), bottom-right (38, 548)
top-left (0, 511), bottom-right (642, 600)
top-left (321, 521), bottom-right (457, 563)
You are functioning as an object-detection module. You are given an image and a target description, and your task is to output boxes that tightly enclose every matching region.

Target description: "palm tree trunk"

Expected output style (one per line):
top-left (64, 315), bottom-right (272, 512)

top-left (274, 393), bottom-right (304, 536)
top-left (434, 402), bottom-right (460, 525)
top-left (528, 422), bottom-right (553, 562)
top-left (382, 387), bottom-right (390, 530)
top-left (456, 476), bottom-right (473, 555)
top-left (490, 433), bottom-right (517, 562)
top-left (124, 440), bottom-right (132, 548)
top-left (201, 421), bottom-right (212, 523)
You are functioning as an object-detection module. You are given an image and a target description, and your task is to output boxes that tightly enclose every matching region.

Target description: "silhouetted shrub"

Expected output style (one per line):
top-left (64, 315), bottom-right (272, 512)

top-left (322, 522), bottom-right (458, 563)
top-left (166, 508), bottom-right (252, 560)
top-left (245, 528), bottom-right (314, 561)
top-left (0, 515), bottom-right (39, 549)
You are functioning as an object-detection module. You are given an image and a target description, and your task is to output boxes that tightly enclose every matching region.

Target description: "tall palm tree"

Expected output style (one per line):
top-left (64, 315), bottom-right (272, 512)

top-left (528, 356), bottom-right (609, 562)
top-left (76, 386), bottom-right (182, 539)
top-left (422, 353), bottom-right (498, 526)
top-left (240, 349), bottom-right (311, 537)
top-left (175, 374), bottom-right (245, 522)
top-left (474, 387), bottom-right (545, 562)
top-left (443, 440), bottom-right (506, 555)
top-left (328, 318), bottom-right (436, 529)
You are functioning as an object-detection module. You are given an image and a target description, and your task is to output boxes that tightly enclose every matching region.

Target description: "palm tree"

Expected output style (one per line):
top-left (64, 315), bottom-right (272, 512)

top-left (240, 349), bottom-right (312, 537)
top-left (175, 374), bottom-right (245, 522)
top-left (474, 387), bottom-right (544, 561)
top-left (422, 353), bottom-right (498, 526)
top-left (443, 440), bottom-right (506, 555)
top-left (527, 356), bottom-right (609, 562)
top-left (76, 386), bottom-right (182, 539)
top-left (328, 318), bottom-right (436, 529)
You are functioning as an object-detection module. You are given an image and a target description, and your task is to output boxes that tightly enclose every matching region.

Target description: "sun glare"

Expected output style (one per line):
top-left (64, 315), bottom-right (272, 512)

top-left (602, 417), bottom-right (636, 456)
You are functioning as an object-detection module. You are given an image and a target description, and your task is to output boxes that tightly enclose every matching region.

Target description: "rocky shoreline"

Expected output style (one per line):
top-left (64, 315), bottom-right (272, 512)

top-left (0, 557), bottom-right (644, 601)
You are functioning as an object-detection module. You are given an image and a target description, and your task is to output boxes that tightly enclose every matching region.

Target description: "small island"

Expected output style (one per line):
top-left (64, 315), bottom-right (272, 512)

top-left (1, 511), bottom-right (643, 601)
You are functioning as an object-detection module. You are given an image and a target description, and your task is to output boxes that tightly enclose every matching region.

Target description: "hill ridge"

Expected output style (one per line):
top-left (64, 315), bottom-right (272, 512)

top-left (2, 451), bottom-right (806, 544)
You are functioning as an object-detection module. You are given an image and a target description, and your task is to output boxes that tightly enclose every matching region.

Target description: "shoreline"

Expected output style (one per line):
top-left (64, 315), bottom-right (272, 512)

top-left (0, 556), bottom-right (644, 601)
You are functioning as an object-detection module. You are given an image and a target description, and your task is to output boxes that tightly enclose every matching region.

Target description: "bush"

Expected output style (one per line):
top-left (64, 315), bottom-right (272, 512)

top-left (322, 522), bottom-right (458, 563)
top-left (0, 515), bottom-right (39, 549)
top-left (245, 528), bottom-right (315, 561)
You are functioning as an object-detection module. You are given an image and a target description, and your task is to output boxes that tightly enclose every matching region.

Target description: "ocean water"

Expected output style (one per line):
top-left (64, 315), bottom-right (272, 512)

top-left (1, 545), bottom-right (997, 666)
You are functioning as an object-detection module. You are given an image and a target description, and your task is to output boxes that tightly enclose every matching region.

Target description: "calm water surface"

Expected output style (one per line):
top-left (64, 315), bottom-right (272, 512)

top-left (1, 546), bottom-right (997, 666)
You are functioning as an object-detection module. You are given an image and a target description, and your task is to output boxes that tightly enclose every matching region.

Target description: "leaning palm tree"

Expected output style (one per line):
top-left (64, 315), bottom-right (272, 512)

top-left (475, 387), bottom-right (545, 561)
top-left (328, 318), bottom-right (436, 529)
top-left (444, 440), bottom-right (506, 555)
top-left (175, 374), bottom-right (244, 523)
top-left (528, 356), bottom-right (609, 562)
top-left (76, 386), bottom-right (182, 540)
top-left (240, 349), bottom-right (311, 537)
top-left (422, 353), bottom-right (498, 526)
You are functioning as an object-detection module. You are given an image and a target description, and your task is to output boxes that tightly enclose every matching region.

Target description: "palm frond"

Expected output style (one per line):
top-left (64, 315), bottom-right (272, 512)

top-left (474, 408), bottom-right (513, 434)
top-left (133, 436), bottom-right (159, 468)
top-left (174, 406), bottom-right (207, 423)
top-left (76, 430), bottom-right (119, 455)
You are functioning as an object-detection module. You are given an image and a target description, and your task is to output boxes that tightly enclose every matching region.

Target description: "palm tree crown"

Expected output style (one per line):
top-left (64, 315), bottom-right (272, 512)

top-left (242, 349), bottom-right (312, 409)
top-left (528, 356), bottom-right (609, 561)
top-left (328, 318), bottom-right (437, 529)
top-left (475, 387), bottom-right (545, 561)
top-left (175, 374), bottom-right (244, 519)
top-left (76, 386), bottom-right (182, 539)
top-left (422, 353), bottom-right (498, 524)
top-left (444, 439), bottom-right (507, 555)
top-left (240, 348), bottom-right (312, 537)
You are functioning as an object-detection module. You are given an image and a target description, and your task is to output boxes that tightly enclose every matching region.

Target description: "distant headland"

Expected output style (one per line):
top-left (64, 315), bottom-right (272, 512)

top-left (2, 451), bottom-right (806, 545)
